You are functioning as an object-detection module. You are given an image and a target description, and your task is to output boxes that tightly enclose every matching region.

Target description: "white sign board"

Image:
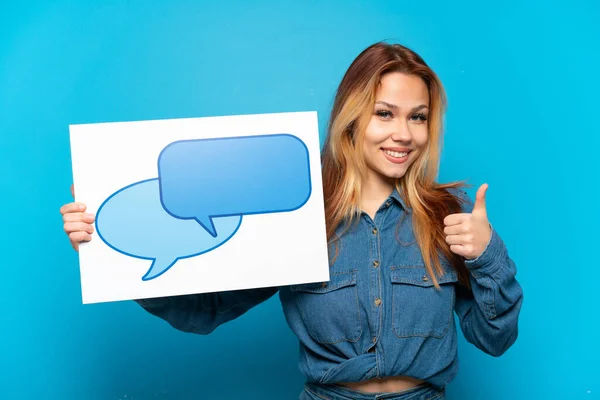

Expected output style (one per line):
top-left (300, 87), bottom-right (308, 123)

top-left (69, 111), bottom-right (330, 304)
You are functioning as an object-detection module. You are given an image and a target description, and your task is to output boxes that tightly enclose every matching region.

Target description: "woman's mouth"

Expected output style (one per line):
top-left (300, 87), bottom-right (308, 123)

top-left (382, 148), bottom-right (411, 164)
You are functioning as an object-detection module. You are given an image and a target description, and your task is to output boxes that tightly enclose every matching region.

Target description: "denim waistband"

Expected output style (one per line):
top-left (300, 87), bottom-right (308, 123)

top-left (303, 381), bottom-right (445, 400)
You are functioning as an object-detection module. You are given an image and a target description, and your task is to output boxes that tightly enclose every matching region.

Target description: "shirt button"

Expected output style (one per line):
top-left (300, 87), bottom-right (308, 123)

top-left (321, 282), bottom-right (328, 288)
top-left (373, 260), bottom-right (379, 268)
top-left (374, 298), bottom-right (382, 306)
top-left (372, 336), bottom-right (377, 344)
top-left (372, 228), bottom-right (378, 235)
top-left (422, 276), bottom-right (429, 282)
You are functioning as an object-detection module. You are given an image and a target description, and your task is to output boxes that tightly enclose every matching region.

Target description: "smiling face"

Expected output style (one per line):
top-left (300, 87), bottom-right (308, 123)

top-left (362, 72), bottom-right (430, 188)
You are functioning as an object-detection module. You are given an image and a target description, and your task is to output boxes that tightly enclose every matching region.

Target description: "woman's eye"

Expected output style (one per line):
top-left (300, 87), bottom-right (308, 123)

top-left (410, 113), bottom-right (428, 123)
top-left (376, 110), bottom-right (393, 119)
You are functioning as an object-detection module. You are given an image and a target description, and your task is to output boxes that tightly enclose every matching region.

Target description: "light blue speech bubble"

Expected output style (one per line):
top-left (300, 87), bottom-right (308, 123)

top-left (157, 133), bottom-right (312, 237)
top-left (95, 178), bottom-right (242, 281)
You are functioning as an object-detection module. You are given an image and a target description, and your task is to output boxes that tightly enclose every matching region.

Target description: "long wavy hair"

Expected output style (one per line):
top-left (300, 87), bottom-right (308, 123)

top-left (321, 42), bottom-right (470, 288)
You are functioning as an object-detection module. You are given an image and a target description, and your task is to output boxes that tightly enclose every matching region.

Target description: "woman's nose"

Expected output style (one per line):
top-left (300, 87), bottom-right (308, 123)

top-left (390, 120), bottom-right (412, 142)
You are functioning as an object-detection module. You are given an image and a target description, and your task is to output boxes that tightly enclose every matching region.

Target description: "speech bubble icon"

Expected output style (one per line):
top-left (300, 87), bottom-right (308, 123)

top-left (95, 178), bottom-right (242, 281)
top-left (157, 134), bottom-right (312, 237)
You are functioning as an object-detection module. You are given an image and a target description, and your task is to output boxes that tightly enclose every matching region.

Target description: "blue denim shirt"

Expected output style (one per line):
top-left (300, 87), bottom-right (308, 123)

top-left (136, 188), bottom-right (523, 388)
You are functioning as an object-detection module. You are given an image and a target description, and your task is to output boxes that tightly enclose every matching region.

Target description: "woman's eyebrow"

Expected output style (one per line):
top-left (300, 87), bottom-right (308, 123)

top-left (375, 101), bottom-right (429, 112)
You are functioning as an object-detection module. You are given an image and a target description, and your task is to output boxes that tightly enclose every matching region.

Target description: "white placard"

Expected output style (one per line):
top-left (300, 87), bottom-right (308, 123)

top-left (69, 111), bottom-right (330, 304)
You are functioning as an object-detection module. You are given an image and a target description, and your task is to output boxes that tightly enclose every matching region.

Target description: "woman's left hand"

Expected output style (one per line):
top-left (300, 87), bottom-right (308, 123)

top-left (443, 184), bottom-right (492, 260)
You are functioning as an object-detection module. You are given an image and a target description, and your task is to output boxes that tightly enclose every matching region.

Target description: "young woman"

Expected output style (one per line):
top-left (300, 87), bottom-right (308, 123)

top-left (60, 42), bottom-right (523, 400)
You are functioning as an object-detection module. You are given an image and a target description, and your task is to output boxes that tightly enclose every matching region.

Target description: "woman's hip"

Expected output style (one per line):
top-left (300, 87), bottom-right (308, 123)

top-left (300, 381), bottom-right (445, 400)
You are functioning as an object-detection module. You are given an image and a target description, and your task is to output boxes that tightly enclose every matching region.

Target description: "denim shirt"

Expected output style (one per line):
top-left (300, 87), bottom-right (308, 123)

top-left (136, 188), bottom-right (523, 389)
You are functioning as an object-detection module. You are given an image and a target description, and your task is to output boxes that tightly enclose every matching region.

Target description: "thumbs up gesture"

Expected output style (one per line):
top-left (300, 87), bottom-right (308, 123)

top-left (443, 184), bottom-right (492, 260)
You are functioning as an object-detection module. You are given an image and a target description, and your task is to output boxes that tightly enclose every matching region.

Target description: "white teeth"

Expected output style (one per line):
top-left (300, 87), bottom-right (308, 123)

top-left (384, 150), bottom-right (408, 158)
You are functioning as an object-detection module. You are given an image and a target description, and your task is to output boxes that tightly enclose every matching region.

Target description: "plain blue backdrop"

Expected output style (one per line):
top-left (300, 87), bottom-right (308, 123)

top-left (1, 1), bottom-right (598, 399)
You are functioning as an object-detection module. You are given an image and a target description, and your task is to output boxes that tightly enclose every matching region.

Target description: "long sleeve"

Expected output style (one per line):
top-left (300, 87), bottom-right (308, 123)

top-left (451, 189), bottom-right (524, 356)
top-left (134, 286), bottom-right (279, 335)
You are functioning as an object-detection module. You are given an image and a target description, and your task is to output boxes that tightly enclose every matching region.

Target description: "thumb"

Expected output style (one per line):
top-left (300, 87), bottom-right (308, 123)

top-left (472, 183), bottom-right (488, 216)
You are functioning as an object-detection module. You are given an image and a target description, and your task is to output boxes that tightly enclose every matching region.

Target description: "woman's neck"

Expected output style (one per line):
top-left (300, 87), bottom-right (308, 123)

top-left (360, 172), bottom-right (395, 220)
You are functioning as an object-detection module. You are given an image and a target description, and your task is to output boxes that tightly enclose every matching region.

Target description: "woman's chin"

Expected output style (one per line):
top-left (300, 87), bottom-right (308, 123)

top-left (376, 168), bottom-right (408, 181)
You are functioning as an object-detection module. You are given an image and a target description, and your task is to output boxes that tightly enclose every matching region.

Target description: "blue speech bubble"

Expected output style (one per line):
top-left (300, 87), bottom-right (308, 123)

top-left (157, 134), bottom-right (312, 237)
top-left (95, 178), bottom-right (242, 281)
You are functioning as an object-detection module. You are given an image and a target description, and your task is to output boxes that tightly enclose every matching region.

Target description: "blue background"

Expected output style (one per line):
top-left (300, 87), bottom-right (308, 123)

top-left (1, 1), bottom-right (598, 399)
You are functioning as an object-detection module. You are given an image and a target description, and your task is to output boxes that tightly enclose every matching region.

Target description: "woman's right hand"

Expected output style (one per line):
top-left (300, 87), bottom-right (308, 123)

top-left (60, 184), bottom-right (95, 252)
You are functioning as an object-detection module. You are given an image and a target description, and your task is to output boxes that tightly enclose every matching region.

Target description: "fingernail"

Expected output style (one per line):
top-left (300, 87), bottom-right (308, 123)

top-left (78, 204), bottom-right (85, 211)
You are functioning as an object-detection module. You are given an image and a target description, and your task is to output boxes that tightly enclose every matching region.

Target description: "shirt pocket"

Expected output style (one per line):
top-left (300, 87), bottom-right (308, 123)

top-left (390, 266), bottom-right (457, 339)
top-left (290, 270), bottom-right (362, 344)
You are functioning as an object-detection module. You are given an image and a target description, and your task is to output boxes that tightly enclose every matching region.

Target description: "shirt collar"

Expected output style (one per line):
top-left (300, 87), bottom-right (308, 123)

top-left (389, 187), bottom-right (411, 213)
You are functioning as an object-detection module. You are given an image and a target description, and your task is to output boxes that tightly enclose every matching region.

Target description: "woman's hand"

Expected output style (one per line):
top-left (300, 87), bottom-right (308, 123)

top-left (443, 184), bottom-right (492, 260)
top-left (60, 184), bottom-right (95, 251)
